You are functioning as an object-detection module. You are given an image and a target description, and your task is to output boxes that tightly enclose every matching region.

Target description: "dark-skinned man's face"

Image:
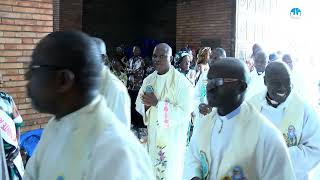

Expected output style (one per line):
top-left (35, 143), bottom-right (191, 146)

top-left (133, 47), bottom-right (141, 56)
top-left (152, 47), bottom-right (171, 75)
top-left (26, 49), bottom-right (66, 114)
top-left (254, 54), bottom-right (267, 73)
top-left (265, 68), bottom-right (292, 104)
top-left (206, 68), bottom-right (242, 108)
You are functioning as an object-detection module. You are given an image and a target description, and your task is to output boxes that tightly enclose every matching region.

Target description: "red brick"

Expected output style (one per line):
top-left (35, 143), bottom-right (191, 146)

top-left (19, 109), bottom-right (36, 115)
top-left (0, 63), bottom-right (24, 69)
top-left (4, 44), bottom-right (18, 50)
top-left (22, 26), bottom-right (52, 32)
top-left (32, 14), bottom-right (53, 21)
top-left (3, 69), bottom-right (19, 75)
top-left (17, 44), bottom-right (35, 50)
top-left (3, 75), bottom-right (25, 81)
top-left (0, 4), bottom-right (12, 11)
top-left (14, 19), bottom-right (37, 26)
top-left (0, 24), bottom-right (21, 31)
top-left (36, 32), bottom-right (49, 38)
top-left (15, 32), bottom-right (37, 38)
top-left (23, 50), bottom-right (33, 56)
top-left (12, 6), bottom-right (53, 15)
top-left (0, 45), bottom-right (4, 50)
top-left (16, 1), bottom-right (39, 8)
top-left (39, 3), bottom-right (53, 9)
top-left (17, 56), bottom-right (31, 62)
top-left (14, 98), bottom-right (27, 104)
top-left (1, 86), bottom-right (26, 93)
top-left (33, 38), bottom-right (42, 44)
top-left (3, 32), bottom-right (16, 37)
top-left (0, 12), bottom-right (31, 19)
top-left (36, 20), bottom-right (53, 26)
top-left (0, 50), bottom-right (23, 56)
top-left (18, 103), bottom-right (32, 110)
top-left (4, 81), bottom-right (28, 87)
top-left (1, 18), bottom-right (15, 24)
top-left (0, 37), bottom-right (21, 43)
top-left (22, 38), bottom-right (34, 44)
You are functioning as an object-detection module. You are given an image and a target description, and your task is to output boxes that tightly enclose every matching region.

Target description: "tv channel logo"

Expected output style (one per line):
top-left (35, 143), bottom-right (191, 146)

top-left (290, 8), bottom-right (302, 19)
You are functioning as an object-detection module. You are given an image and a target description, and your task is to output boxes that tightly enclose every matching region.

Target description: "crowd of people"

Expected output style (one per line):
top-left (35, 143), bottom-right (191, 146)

top-left (1, 30), bottom-right (320, 180)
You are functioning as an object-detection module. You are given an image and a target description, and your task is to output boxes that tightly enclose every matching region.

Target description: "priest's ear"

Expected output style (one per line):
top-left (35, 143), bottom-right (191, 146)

top-left (239, 81), bottom-right (247, 93)
top-left (169, 56), bottom-right (173, 63)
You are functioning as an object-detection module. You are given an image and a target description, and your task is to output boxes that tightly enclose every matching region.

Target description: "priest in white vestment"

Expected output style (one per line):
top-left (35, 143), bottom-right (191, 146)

top-left (23, 31), bottom-right (154, 180)
top-left (249, 61), bottom-right (320, 180)
top-left (246, 51), bottom-right (268, 99)
top-left (136, 43), bottom-right (194, 180)
top-left (93, 37), bottom-right (131, 128)
top-left (184, 58), bottom-right (296, 180)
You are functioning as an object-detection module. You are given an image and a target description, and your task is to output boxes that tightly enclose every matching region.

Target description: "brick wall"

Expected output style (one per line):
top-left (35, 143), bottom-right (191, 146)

top-left (0, 0), bottom-right (53, 132)
top-left (58, 0), bottom-right (82, 31)
top-left (176, 0), bottom-right (235, 56)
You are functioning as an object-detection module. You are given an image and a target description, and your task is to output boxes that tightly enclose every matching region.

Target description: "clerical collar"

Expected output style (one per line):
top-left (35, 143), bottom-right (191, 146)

top-left (157, 66), bottom-right (172, 76)
top-left (257, 71), bottom-right (264, 75)
top-left (266, 93), bottom-right (280, 107)
top-left (218, 105), bottom-right (241, 120)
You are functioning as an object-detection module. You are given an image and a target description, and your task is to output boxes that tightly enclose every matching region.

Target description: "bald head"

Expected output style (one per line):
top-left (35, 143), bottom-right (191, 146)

top-left (264, 61), bottom-right (292, 104)
top-left (208, 57), bottom-right (250, 84)
top-left (152, 43), bottom-right (173, 75)
top-left (155, 43), bottom-right (172, 56)
top-left (211, 47), bottom-right (226, 63)
top-left (92, 37), bottom-right (106, 55)
top-left (252, 44), bottom-right (262, 54)
top-left (265, 61), bottom-right (291, 79)
top-left (282, 54), bottom-right (293, 69)
top-left (253, 51), bottom-right (267, 73)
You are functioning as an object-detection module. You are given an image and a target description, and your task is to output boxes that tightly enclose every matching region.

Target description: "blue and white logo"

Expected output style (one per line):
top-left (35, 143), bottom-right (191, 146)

top-left (290, 8), bottom-right (302, 18)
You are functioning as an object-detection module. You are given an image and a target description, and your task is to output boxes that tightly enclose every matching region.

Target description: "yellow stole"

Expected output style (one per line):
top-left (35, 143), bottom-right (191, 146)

top-left (197, 102), bottom-right (264, 180)
top-left (249, 92), bottom-right (304, 147)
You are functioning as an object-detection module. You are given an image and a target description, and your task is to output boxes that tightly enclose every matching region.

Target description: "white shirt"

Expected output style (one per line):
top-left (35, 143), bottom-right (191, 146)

top-left (23, 96), bottom-right (154, 180)
top-left (260, 94), bottom-right (320, 180)
top-left (100, 66), bottom-right (131, 128)
top-left (208, 105), bottom-right (293, 180)
top-left (246, 70), bottom-right (266, 100)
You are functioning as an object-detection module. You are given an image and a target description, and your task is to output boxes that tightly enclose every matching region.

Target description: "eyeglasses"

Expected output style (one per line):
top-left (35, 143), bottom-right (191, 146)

top-left (25, 65), bottom-right (70, 79)
top-left (207, 78), bottom-right (243, 89)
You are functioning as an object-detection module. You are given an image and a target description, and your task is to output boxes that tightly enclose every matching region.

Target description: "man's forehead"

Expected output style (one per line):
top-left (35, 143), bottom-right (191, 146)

top-left (153, 47), bottom-right (170, 55)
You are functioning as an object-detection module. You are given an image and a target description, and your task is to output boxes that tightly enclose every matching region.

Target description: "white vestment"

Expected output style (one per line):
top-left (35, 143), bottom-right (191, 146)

top-left (184, 102), bottom-right (296, 180)
top-left (24, 96), bottom-right (154, 180)
top-left (249, 91), bottom-right (320, 180)
top-left (246, 70), bottom-right (266, 100)
top-left (100, 66), bottom-right (131, 128)
top-left (135, 66), bottom-right (194, 180)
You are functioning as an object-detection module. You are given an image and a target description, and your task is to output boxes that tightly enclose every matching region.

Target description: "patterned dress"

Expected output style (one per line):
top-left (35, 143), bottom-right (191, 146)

top-left (127, 56), bottom-right (145, 91)
top-left (0, 92), bottom-right (24, 180)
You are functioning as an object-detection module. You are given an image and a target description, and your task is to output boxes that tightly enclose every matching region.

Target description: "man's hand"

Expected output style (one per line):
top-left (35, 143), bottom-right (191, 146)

top-left (199, 103), bottom-right (212, 116)
top-left (141, 92), bottom-right (158, 107)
